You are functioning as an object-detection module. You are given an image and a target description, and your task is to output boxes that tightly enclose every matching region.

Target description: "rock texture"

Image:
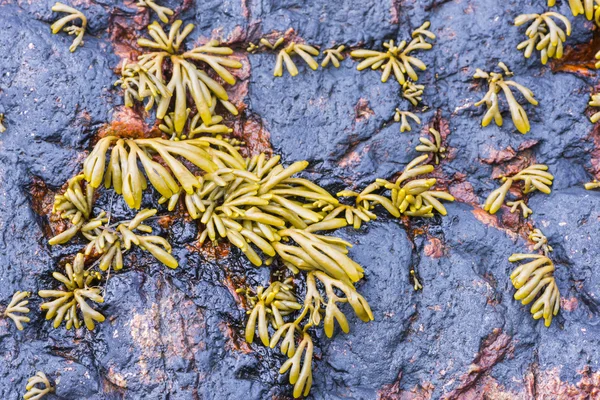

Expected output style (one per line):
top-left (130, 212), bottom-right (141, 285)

top-left (1, 0), bottom-right (600, 399)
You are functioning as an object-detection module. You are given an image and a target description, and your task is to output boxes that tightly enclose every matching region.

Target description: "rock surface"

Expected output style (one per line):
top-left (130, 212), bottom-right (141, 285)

top-left (1, 0), bottom-right (600, 399)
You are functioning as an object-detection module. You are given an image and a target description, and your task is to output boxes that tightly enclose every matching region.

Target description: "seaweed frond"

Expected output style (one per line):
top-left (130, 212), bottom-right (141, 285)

top-left (3, 291), bottom-right (30, 330)
top-left (50, 2), bottom-right (87, 52)
top-left (278, 331), bottom-right (314, 398)
top-left (585, 179), bottom-right (600, 189)
top-left (506, 200), bottom-right (532, 218)
top-left (483, 164), bottom-right (553, 214)
top-left (243, 279), bottom-right (302, 346)
top-left (589, 93), bottom-right (600, 123)
top-left (321, 45), bottom-right (345, 68)
top-left (350, 21), bottom-right (435, 84)
top-left (274, 42), bottom-right (320, 77)
top-left (49, 174), bottom-right (96, 245)
top-left (0, 113), bottom-right (5, 133)
top-left (159, 106), bottom-right (233, 140)
top-left (336, 155), bottom-right (454, 220)
top-left (509, 253), bottom-right (560, 327)
top-left (261, 38), bottom-right (285, 50)
top-left (39, 253), bottom-right (105, 330)
top-left (24, 371), bottom-right (54, 400)
top-left (246, 42), bottom-right (259, 53)
top-left (402, 80), bottom-right (424, 106)
top-left (410, 269), bottom-right (423, 290)
top-left (243, 271), bottom-right (373, 398)
top-left (473, 62), bottom-right (538, 134)
top-left (115, 21), bottom-right (242, 134)
top-left (394, 109), bottom-right (421, 132)
top-left (415, 127), bottom-right (446, 164)
top-left (550, 0), bottom-right (600, 24)
top-left (136, 0), bottom-right (174, 23)
top-left (529, 228), bottom-right (553, 255)
top-left (515, 12), bottom-right (571, 64)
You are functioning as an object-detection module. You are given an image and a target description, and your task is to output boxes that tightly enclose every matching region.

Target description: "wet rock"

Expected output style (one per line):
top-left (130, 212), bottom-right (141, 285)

top-left (1, 0), bottom-right (600, 398)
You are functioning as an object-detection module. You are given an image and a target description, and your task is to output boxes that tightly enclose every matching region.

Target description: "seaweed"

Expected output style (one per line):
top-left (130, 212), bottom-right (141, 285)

top-left (473, 62), bottom-right (538, 134)
top-left (589, 93), bottom-right (600, 123)
top-left (321, 45), bottom-right (346, 68)
top-left (350, 22), bottom-right (435, 84)
top-left (515, 12), bottom-right (571, 64)
top-left (549, 0), bottom-right (600, 25)
top-left (243, 271), bottom-right (373, 398)
top-left (394, 109), bottom-right (421, 132)
top-left (585, 179), bottom-right (600, 189)
top-left (416, 127), bottom-right (446, 164)
top-left (114, 21), bottom-right (242, 134)
top-left (506, 200), bottom-right (533, 218)
top-left (2, 291), bottom-right (30, 331)
top-left (403, 80), bottom-right (425, 106)
top-left (38, 253), bottom-right (105, 330)
top-left (336, 155), bottom-right (455, 220)
top-left (50, 2), bottom-right (87, 53)
top-left (23, 371), bottom-right (54, 400)
top-left (529, 228), bottom-right (553, 256)
top-left (274, 42), bottom-right (320, 77)
top-left (483, 164), bottom-right (554, 214)
top-left (136, 0), bottom-right (174, 23)
top-left (0, 113), bottom-right (5, 133)
top-left (509, 253), bottom-right (560, 327)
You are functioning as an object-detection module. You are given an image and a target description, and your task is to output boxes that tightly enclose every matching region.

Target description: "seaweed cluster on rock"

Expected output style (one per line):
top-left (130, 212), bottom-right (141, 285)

top-left (509, 228), bottom-right (560, 327)
top-left (17, 10), bottom-right (457, 397)
top-left (483, 163), bottom-right (554, 216)
top-left (473, 62), bottom-right (538, 134)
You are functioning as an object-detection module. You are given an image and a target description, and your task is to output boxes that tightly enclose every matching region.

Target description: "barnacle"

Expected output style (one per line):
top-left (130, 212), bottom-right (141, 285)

top-left (39, 253), bottom-right (105, 330)
top-left (136, 0), bottom-right (173, 23)
top-left (50, 2), bottom-right (87, 53)
top-left (506, 200), bottom-right (533, 218)
top-left (350, 21), bottom-right (435, 84)
top-left (115, 21), bottom-right (242, 134)
top-left (589, 93), bottom-right (600, 123)
top-left (321, 45), bottom-right (345, 68)
top-left (274, 42), bottom-right (320, 77)
top-left (23, 371), bottom-right (54, 400)
top-left (509, 253), bottom-right (560, 327)
top-left (394, 109), bottom-right (421, 132)
top-left (529, 228), bottom-right (553, 255)
top-left (415, 127), bottom-right (446, 164)
top-left (483, 164), bottom-right (553, 214)
top-left (585, 179), bottom-right (600, 189)
top-left (473, 62), bottom-right (538, 134)
top-left (403, 80), bottom-right (425, 106)
top-left (0, 113), bottom-right (5, 133)
top-left (515, 12), bottom-right (571, 65)
top-left (3, 291), bottom-right (30, 330)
